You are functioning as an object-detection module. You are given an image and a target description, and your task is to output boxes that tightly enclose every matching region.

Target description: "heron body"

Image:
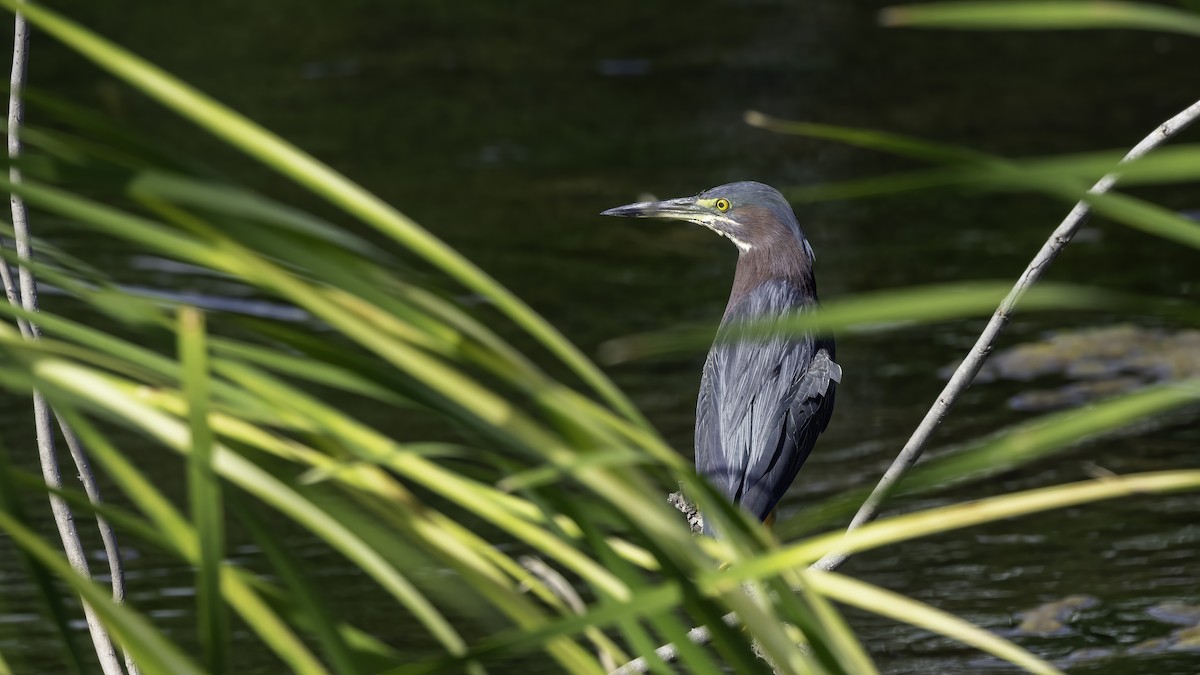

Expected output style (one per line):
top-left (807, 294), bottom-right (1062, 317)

top-left (602, 181), bottom-right (839, 535)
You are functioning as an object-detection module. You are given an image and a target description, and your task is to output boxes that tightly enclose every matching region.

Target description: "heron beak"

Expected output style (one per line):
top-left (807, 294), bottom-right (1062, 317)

top-left (600, 196), bottom-right (704, 221)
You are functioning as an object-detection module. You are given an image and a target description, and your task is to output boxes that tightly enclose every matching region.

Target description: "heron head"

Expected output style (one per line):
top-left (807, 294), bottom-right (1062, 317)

top-left (601, 181), bottom-right (813, 259)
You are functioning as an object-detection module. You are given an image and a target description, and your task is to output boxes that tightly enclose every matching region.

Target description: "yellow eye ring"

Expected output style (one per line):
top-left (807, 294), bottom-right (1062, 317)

top-left (714, 198), bottom-right (731, 212)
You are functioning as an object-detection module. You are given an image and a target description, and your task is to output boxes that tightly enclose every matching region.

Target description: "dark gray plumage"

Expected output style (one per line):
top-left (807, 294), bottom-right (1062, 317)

top-left (602, 181), bottom-right (839, 536)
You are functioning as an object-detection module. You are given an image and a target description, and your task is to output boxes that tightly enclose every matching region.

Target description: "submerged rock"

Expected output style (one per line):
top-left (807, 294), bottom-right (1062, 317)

top-left (1048, 598), bottom-right (1200, 666)
top-left (1147, 601), bottom-right (1200, 626)
top-left (1011, 594), bottom-right (1098, 636)
top-left (955, 324), bottom-right (1200, 411)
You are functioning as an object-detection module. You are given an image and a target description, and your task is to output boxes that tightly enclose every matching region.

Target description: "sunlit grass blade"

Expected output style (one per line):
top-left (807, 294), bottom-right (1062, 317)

top-left (212, 359), bottom-right (635, 603)
top-left (397, 584), bottom-right (683, 675)
top-left (601, 282), bottom-right (1120, 362)
top-left (178, 307), bottom-right (228, 673)
top-left (53, 411), bottom-right (196, 554)
top-left (10, 464), bottom-right (338, 675)
top-left (51, 412), bottom-right (377, 673)
top-left (1012, 145), bottom-right (1200, 186)
top-left (880, 1), bottom-right (1200, 37)
top-left (29, 359), bottom-right (478, 668)
top-left (774, 573), bottom-right (878, 675)
top-left (720, 469), bottom-right (1200, 588)
top-left (806, 570), bottom-right (1061, 675)
top-left (0, 297), bottom-right (307, 430)
top-left (5, 170), bottom-right (704, 568)
top-left (0, 175), bottom-right (226, 268)
top-left (783, 379), bottom-right (1200, 535)
top-left (0, 0), bottom-right (647, 429)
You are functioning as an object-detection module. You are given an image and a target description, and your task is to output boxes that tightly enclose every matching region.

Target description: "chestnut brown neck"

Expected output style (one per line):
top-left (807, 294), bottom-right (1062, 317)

top-left (724, 207), bottom-right (816, 317)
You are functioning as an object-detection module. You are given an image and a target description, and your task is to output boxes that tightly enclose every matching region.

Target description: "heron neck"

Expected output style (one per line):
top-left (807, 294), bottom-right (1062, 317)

top-left (726, 236), bottom-right (816, 316)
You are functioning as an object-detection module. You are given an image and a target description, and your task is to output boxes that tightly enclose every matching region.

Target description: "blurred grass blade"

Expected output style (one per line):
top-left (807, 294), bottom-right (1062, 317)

top-left (746, 111), bottom-right (990, 163)
top-left (31, 359), bottom-right (477, 667)
top-left (23, 88), bottom-right (217, 176)
top-left (0, 511), bottom-right (207, 675)
top-left (128, 171), bottom-right (384, 261)
top-left (785, 379), bottom-right (1200, 535)
top-left (722, 469), bottom-right (1200, 587)
top-left (54, 411), bottom-right (196, 555)
top-left (773, 574), bottom-right (878, 675)
top-left (0, 0), bottom-right (647, 428)
top-left (806, 570), bottom-right (1061, 675)
top-left (898, 380), bottom-right (1200, 494)
top-left (1082, 190), bottom-right (1200, 250)
top-left (785, 145), bottom-right (1200, 203)
top-left (179, 307), bottom-right (228, 673)
top-left (236, 569), bottom-right (403, 671)
top-left (236, 501), bottom-right (361, 675)
top-left (881, 1), bottom-right (1200, 37)
top-left (56, 412), bottom-right (370, 673)
top-left (0, 442), bottom-right (90, 675)
top-left (218, 566), bottom-right (332, 675)
top-left (601, 282), bottom-right (1118, 362)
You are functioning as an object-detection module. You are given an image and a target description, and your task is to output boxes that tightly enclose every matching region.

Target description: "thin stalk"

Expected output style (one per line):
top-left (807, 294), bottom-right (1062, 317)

top-left (6, 8), bottom-right (128, 674)
top-left (814, 94), bottom-right (1200, 571)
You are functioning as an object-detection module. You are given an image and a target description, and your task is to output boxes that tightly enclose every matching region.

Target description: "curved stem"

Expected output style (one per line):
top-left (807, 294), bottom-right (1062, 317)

top-left (814, 95), bottom-right (1200, 572)
top-left (6, 8), bottom-right (131, 674)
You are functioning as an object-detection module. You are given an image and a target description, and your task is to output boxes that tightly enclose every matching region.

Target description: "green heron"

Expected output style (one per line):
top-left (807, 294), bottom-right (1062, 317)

top-left (602, 181), bottom-right (840, 535)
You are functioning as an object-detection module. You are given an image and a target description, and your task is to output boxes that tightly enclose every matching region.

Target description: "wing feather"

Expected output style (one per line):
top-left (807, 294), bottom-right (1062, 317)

top-left (695, 279), bottom-right (838, 533)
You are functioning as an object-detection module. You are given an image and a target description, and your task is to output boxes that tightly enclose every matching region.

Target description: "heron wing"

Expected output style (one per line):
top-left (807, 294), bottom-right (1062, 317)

top-left (695, 279), bottom-right (839, 528)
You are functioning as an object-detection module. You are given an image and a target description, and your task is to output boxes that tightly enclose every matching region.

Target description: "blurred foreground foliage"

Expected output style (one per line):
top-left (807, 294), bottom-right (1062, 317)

top-left (0, 1), bottom-right (1198, 674)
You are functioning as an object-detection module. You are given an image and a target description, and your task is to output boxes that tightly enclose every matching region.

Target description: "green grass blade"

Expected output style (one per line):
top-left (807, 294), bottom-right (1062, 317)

top-left (31, 359), bottom-right (475, 665)
top-left (881, 1), bottom-right (1200, 37)
top-left (235, 500), bottom-right (361, 675)
top-left (0, 511), bottom-right (207, 675)
top-left (807, 570), bottom-right (1061, 674)
top-left (128, 171), bottom-right (384, 260)
top-left (235, 568), bottom-right (403, 671)
top-left (785, 379), bottom-right (1200, 535)
top-left (218, 566), bottom-right (332, 675)
top-left (746, 111), bottom-right (991, 163)
top-left (1082, 190), bottom-right (1200, 250)
top-left (56, 411), bottom-right (195, 554)
top-left (774, 573), bottom-right (878, 675)
top-left (207, 358), bottom-right (636, 602)
top-left (601, 282), bottom-right (1119, 362)
top-left (721, 469), bottom-right (1200, 588)
top-left (178, 307), bottom-right (228, 673)
top-left (0, 0), bottom-right (646, 428)
top-left (38, 414), bottom-right (372, 674)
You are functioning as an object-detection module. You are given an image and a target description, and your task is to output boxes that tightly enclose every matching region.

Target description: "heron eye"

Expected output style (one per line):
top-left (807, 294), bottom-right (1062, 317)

top-left (714, 198), bottom-right (731, 212)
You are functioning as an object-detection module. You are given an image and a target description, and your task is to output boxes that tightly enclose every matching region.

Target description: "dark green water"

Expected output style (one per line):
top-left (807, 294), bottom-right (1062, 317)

top-left (2, 2), bottom-right (1200, 673)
